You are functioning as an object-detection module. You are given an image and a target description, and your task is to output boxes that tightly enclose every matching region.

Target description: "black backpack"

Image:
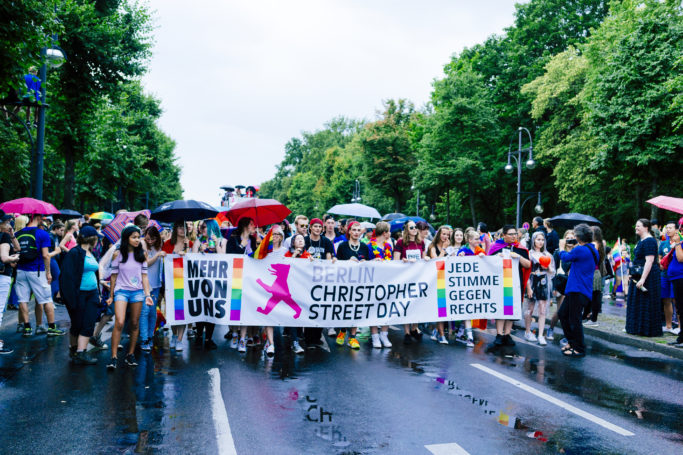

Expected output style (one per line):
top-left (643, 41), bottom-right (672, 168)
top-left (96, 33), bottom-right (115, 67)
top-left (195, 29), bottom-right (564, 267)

top-left (17, 230), bottom-right (40, 264)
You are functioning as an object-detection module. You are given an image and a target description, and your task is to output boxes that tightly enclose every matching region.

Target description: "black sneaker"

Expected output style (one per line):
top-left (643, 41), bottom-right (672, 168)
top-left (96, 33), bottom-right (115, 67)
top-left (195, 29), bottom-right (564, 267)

top-left (106, 357), bottom-right (118, 370)
top-left (403, 334), bottom-right (412, 345)
top-left (493, 334), bottom-right (504, 346)
top-left (205, 339), bottom-right (218, 350)
top-left (410, 329), bottom-right (423, 341)
top-left (73, 351), bottom-right (97, 365)
top-left (89, 335), bottom-right (108, 350)
top-left (503, 334), bottom-right (516, 347)
top-left (69, 346), bottom-right (77, 360)
top-left (124, 354), bottom-right (137, 367)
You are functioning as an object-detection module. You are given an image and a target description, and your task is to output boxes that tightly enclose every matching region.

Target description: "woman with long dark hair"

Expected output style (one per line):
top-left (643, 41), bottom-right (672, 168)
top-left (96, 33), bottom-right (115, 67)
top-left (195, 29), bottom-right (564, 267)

top-left (106, 225), bottom-right (153, 369)
top-left (226, 217), bottom-right (257, 352)
top-left (393, 220), bottom-right (426, 344)
top-left (140, 226), bottom-right (165, 352)
top-left (427, 226), bottom-right (452, 345)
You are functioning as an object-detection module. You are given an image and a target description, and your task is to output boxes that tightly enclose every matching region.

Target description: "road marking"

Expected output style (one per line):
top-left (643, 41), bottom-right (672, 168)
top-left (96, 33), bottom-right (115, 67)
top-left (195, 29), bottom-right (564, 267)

top-left (470, 363), bottom-right (634, 436)
top-left (425, 442), bottom-right (470, 455)
top-left (208, 368), bottom-right (238, 455)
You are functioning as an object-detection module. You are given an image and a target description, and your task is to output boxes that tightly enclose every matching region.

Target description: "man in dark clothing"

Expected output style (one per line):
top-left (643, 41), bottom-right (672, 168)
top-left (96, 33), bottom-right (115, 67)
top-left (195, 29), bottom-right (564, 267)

top-left (545, 219), bottom-right (560, 255)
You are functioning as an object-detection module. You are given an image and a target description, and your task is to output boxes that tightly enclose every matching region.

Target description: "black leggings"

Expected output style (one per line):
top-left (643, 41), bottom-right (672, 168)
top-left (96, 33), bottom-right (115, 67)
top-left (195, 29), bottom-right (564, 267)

top-left (196, 322), bottom-right (215, 341)
top-left (66, 289), bottom-right (100, 338)
top-left (671, 278), bottom-right (683, 343)
top-left (582, 290), bottom-right (602, 322)
top-left (559, 292), bottom-right (590, 353)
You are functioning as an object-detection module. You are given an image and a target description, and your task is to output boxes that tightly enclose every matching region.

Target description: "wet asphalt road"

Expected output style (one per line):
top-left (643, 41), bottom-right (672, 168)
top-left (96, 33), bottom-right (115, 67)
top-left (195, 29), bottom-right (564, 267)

top-left (0, 305), bottom-right (682, 455)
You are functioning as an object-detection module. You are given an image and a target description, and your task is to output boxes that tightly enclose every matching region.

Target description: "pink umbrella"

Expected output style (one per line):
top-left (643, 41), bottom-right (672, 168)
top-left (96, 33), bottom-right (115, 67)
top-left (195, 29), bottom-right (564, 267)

top-left (0, 197), bottom-right (60, 215)
top-left (227, 198), bottom-right (291, 227)
top-left (646, 196), bottom-right (683, 215)
top-left (102, 210), bottom-right (161, 243)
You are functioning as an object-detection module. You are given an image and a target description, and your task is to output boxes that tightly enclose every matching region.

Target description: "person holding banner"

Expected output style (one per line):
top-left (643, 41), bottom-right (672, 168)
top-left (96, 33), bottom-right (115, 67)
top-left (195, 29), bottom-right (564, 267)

top-left (304, 218), bottom-right (334, 261)
top-left (367, 221), bottom-right (393, 349)
top-left (334, 221), bottom-right (370, 349)
top-left (394, 220), bottom-right (426, 344)
top-left (524, 231), bottom-right (555, 346)
top-left (106, 226), bottom-right (153, 369)
top-left (488, 225), bottom-right (531, 348)
top-left (139, 227), bottom-right (165, 352)
top-left (455, 229), bottom-right (487, 347)
top-left (163, 221), bottom-right (193, 351)
top-left (428, 226), bottom-right (453, 345)
top-left (226, 217), bottom-right (258, 353)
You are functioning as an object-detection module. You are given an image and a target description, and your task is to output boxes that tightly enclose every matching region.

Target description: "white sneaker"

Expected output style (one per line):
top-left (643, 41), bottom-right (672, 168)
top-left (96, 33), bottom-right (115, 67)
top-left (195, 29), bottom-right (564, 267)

top-left (371, 333), bottom-right (382, 349)
top-left (663, 326), bottom-right (680, 335)
top-left (546, 328), bottom-right (554, 339)
top-left (327, 328), bottom-right (336, 336)
top-left (466, 338), bottom-right (475, 348)
top-left (438, 335), bottom-right (448, 344)
top-left (292, 340), bottom-right (304, 354)
top-left (430, 329), bottom-right (438, 341)
top-left (584, 321), bottom-right (599, 327)
top-left (456, 326), bottom-right (465, 338)
top-left (379, 331), bottom-right (392, 348)
top-left (237, 338), bottom-right (246, 353)
top-left (264, 341), bottom-right (275, 357)
top-left (175, 339), bottom-right (184, 351)
top-left (538, 336), bottom-right (547, 346)
top-left (170, 335), bottom-right (177, 350)
top-left (673, 327), bottom-right (681, 335)
top-left (230, 335), bottom-right (238, 349)
top-left (524, 332), bottom-right (537, 342)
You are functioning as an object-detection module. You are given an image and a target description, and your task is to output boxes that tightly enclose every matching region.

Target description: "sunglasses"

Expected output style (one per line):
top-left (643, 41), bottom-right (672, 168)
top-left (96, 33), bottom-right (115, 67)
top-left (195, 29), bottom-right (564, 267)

top-left (505, 232), bottom-right (518, 236)
top-left (408, 226), bottom-right (417, 230)
top-left (299, 224), bottom-right (309, 228)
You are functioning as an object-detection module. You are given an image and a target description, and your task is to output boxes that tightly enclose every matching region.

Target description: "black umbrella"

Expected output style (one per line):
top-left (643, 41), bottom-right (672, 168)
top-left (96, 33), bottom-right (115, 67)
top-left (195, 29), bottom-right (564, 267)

top-left (57, 209), bottom-right (82, 219)
top-left (150, 200), bottom-right (218, 223)
top-left (382, 212), bottom-right (407, 221)
top-left (548, 213), bottom-right (601, 228)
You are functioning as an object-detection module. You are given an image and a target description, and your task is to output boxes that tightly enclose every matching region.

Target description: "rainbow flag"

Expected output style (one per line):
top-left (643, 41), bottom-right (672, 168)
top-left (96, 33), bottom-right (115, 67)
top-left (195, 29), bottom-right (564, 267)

top-left (612, 238), bottom-right (622, 271)
top-left (250, 226), bottom-right (274, 259)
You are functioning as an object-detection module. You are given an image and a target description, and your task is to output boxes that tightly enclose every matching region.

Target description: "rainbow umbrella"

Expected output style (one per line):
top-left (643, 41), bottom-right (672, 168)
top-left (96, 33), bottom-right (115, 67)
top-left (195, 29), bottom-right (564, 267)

top-left (102, 210), bottom-right (161, 243)
top-left (90, 211), bottom-right (114, 221)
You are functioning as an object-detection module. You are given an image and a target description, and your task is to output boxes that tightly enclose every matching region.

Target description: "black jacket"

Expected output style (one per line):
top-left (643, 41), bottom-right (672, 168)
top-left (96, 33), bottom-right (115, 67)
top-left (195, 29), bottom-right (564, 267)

top-left (59, 245), bottom-right (100, 307)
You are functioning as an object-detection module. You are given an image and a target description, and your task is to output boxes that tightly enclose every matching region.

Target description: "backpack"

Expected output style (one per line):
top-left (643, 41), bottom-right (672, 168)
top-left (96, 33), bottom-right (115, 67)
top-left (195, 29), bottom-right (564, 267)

top-left (17, 230), bottom-right (40, 264)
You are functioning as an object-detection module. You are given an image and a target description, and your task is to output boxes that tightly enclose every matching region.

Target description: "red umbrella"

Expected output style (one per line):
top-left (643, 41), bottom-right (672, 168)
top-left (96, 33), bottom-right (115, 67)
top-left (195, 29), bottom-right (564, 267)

top-left (647, 196), bottom-right (683, 215)
top-left (227, 198), bottom-right (291, 227)
top-left (0, 197), bottom-right (60, 215)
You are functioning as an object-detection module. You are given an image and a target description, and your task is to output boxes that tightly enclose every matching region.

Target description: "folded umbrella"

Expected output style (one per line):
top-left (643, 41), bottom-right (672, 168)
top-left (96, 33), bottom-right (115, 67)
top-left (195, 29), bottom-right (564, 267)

top-left (150, 200), bottom-right (219, 223)
top-left (0, 197), bottom-right (60, 215)
top-left (646, 196), bottom-right (683, 215)
top-left (227, 198), bottom-right (291, 227)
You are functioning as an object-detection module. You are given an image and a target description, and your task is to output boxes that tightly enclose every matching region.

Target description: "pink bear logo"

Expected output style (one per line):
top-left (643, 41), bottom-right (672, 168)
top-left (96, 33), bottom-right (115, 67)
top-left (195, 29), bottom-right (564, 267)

top-left (256, 263), bottom-right (302, 319)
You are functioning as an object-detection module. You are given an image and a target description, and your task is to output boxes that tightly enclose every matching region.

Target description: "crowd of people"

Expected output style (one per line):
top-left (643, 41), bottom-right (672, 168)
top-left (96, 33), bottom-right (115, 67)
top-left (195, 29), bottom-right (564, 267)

top-left (0, 208), bottom-right (681, 367)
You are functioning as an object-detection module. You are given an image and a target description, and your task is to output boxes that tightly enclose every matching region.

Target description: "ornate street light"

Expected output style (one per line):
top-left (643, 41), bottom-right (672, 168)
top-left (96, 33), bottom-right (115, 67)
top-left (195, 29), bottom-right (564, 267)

top-left (503, 127), bottom-right (535, 228)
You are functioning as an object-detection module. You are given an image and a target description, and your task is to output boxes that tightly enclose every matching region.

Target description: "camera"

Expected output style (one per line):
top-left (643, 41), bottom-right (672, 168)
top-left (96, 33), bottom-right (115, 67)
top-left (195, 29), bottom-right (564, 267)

top-left (567, 239), bottom-right (578, 245)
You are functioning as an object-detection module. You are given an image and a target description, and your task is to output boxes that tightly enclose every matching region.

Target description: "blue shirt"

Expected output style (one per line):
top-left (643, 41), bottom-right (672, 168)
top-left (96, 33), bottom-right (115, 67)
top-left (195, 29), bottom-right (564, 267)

top-left (80, 253), bottom-right (99, 291)
top-left (668, 245), bottom-right (683, 281)
top-left (559, 243), bottom-right (599, 299)
top-left (16, 227), bottom-right (52, 272)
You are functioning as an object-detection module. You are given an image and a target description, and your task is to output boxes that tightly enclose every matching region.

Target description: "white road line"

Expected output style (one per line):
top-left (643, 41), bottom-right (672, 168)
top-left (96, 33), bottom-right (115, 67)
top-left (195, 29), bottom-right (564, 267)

top-left (425, 442), bottom-right (470, 455)
top-left (470, 363), bottom-right (635, 436)
top-left (208, 368), bottom-right (238, 455)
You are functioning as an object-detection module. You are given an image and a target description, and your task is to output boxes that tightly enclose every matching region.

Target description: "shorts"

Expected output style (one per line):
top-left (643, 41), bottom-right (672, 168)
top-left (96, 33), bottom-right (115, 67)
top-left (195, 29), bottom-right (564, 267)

top-left (15, 270), bottom-right (53, 304)
top-left (661, 273), bottom-right (675, 299)
top-left (113, 288), bottom-right (145, 304)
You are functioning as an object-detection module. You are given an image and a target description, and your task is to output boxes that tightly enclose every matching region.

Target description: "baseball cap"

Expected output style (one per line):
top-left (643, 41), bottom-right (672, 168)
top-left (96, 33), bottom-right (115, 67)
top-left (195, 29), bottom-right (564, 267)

top-left (80, 225), bottom-right (102, 238)
top-left (310, 218), bottom-right (323, 227)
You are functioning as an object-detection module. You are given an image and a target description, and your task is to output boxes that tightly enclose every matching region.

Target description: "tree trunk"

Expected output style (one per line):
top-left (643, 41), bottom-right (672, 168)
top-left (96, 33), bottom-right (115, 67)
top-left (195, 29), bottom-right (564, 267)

top-left (468, 183), bottom-right (477, 227)
top-left (650, 177), bottom-right (658, 221)
top-left (446, 188), bottom-right (450, 225)
top-left (63, 139), bottom-right (76, 208)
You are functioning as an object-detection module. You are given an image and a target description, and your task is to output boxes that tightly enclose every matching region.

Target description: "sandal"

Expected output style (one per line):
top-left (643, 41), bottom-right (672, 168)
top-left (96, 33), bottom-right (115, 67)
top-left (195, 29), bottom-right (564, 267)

top-left (562, 348), bottom-right (585, 357)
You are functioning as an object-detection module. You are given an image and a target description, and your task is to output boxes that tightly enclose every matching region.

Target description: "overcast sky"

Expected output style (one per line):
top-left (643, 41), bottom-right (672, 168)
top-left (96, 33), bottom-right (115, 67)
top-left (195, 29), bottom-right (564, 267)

top-left (142, 1), bottom-right (520, 205)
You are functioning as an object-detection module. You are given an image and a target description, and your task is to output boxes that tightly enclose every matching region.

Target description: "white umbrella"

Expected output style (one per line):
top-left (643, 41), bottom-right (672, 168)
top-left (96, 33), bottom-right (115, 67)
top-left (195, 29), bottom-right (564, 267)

top-left (327, 203), bottom-right (381, 220)
top-left (360, 221), bottom-right (376, 230)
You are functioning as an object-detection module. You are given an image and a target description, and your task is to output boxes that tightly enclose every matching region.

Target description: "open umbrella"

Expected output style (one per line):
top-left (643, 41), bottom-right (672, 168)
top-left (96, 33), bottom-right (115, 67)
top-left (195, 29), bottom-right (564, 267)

top-left (102, 210), bottom-right (162, 243)
top-left (90, 211), bottom-right (114, 221)
top-left (227, 198), bottom-right (291, 227)
top-left (382, 212), bottom-right (407, 221)
top-left (646, 196), bottom-right (683, 215)
top-left (57, 209), bottom-right (82, 219)
top-left (548, 213), bottom-right (601, 228)
top-left (0, 197), bottom-right (60, 215)
top-left (389, 216), bottom-right (435, 234)
top-left (327, 203), bottom-right (381, 220)
top-left (360, 221), bottom-right (376, 230)
top-left (150, 200), bottom-right (218, 223)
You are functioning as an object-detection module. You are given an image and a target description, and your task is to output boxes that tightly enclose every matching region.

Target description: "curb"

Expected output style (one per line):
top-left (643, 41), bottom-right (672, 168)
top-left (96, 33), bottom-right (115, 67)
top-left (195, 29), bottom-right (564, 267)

top-left (513, 322), bottom-right (683, 361)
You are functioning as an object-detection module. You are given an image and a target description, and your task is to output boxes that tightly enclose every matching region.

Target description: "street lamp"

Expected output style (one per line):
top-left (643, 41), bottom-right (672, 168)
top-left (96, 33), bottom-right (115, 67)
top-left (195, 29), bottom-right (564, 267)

top-left (520, 191), bottom-right (543, 221)
top-left (411, 181), bottom-right (420, 216)
top-left (33, 36), bottom-right (66, 200)
top-left (503, 127), bottom-right (535, 228)
top-left (351, 179), bottom-right (361, 203)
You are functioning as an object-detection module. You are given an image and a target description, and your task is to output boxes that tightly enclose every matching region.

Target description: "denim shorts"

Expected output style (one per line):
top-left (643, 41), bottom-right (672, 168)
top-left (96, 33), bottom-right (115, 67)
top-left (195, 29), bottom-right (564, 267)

top-left (113, 288), bottom-right (145, 303)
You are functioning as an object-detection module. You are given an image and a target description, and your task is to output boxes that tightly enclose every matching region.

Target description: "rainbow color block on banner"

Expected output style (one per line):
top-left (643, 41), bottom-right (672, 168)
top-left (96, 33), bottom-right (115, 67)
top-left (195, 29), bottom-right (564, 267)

top-left (173, 257), bottom-right (185, 321)
top-left (230, 257), bottom-right (244, 321)
top-left (503, 258), bottom-right (513, 316)
top-left (436, 260), bottom-right (447, 318)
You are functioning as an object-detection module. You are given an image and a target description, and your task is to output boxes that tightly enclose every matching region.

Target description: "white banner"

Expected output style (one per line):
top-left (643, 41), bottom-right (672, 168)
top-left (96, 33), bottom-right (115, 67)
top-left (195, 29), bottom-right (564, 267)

top-left (164, 254), bottom-right (521, 327)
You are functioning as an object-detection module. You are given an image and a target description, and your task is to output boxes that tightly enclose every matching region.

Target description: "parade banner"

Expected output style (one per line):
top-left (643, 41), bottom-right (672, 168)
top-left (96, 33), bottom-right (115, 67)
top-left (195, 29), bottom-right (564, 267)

top-left (163, 254), bottom-right (522, 327)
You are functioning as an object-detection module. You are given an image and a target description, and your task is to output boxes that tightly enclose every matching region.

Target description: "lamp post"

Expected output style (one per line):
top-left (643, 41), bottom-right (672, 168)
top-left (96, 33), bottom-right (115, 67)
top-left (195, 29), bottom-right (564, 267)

top-left (519, 191), bottom-right (543, 221)
top-left (411, 181), bottom-right (420, 217)
top-left (504, 127), bottom-right (535, 228)
top-left (33, 38), bottom-right (66, 200)
top-left (351, 179), bottom-right (361, 203)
